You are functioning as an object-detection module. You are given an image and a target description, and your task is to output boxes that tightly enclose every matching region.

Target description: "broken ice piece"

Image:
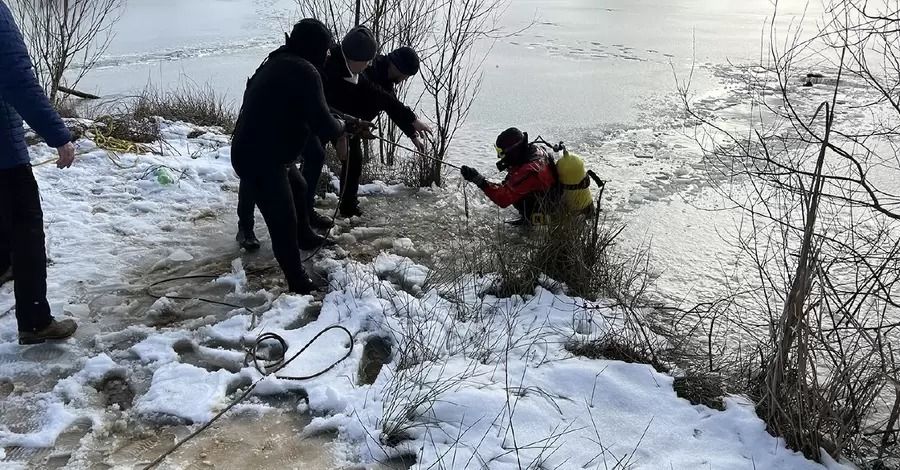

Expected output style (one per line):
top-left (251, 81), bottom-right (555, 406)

top-left (168, 249), bottom-right (194, 262)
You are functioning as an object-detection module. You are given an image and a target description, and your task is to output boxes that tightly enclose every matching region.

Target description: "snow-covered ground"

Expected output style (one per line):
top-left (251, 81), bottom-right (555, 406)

top-left (0, 122), bottom-right (853, 469)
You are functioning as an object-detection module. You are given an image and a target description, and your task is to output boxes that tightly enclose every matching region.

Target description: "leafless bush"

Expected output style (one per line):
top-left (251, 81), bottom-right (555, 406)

top-left (12, 0), bottom-right (124, 104)
top-left (676, 0), bottom-right (900, 465)
top-left (130, 83), bottom-right (236, 133)
top-left (53, 98), bottom-right (80, 118)
top-left (296, 0), bottom-right (516, 186)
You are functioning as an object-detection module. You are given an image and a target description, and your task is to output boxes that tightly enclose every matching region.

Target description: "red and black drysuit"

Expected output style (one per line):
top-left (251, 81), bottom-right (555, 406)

top-left (465, 146), bottom-right (559, 224)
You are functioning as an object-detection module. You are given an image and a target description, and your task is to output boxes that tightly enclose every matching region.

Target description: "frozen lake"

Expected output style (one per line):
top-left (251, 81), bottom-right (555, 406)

top-left (75, 0), bottom-right (827, 304)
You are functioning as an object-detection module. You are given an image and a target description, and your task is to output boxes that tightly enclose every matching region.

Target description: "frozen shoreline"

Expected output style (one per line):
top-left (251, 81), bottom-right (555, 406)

top-left (0, 120), bottom-right (849, 469)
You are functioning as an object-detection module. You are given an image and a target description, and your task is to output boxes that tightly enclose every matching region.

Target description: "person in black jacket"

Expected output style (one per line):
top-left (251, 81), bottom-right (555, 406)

top-left (310, 31), bottom-right (432, 218)
top-left (231, 18), bottom-right (371, 294)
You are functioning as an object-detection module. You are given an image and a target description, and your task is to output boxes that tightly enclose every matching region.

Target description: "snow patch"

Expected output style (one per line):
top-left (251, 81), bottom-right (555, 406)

top-left (134, 362), bottom-right (240, 424)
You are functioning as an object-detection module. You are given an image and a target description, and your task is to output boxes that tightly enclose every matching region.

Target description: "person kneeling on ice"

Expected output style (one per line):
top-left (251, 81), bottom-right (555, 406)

top-left (460, 127), bottom-right (597, 226)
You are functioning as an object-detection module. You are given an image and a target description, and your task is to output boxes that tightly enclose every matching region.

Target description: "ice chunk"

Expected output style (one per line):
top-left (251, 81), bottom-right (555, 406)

top-left (168, 249), bottom-right (194, 262)
top-left (134, 362), bottom-right (239, 424)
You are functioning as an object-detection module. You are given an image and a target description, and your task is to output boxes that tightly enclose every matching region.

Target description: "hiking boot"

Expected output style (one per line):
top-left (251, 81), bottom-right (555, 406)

top-left (505, 217), bottom-right (528, 226)
top-left (287, 273), bottom-right (320, 295)
top-left (298, 234), bottom-right (336, 251)
top-left (0, 266), bottom-right (11, 286)
top-left (236, 228), bottom-right (261, 252)
top-left (310, 210), bottom-right (335, 230)
top-left (339, 205), bottom-right (363, 218)
top-left (19, 319), bottom-right (78, 345)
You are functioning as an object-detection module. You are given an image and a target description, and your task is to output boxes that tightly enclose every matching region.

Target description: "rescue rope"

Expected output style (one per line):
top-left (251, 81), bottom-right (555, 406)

top-left (141, 325), bottom-right (354, 470)
top-left (141, 264), bottom-right (354, 470)
top-left (370, 134), bottom-right (462, 170)
top-left (32, 122), bottom-right (154, 169)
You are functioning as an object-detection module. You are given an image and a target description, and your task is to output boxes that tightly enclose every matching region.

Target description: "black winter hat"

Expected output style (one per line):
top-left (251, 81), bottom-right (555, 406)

top-left (341, 26), bottom-right (378, 62)
top-left (388, 46), bottom-right (420, 76)
top-left (286, 18), bottom-right (334, 67)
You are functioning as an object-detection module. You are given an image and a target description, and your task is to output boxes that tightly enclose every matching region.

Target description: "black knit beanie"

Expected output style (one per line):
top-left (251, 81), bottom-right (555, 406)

top-left (388, 46), bottom-right (420, 76)
top-left (496, 127), bottom-right (527, 153)
top-left (341, 26), bottom-right (378, 62)
top-left (286, 18), bottom-right (334, 68)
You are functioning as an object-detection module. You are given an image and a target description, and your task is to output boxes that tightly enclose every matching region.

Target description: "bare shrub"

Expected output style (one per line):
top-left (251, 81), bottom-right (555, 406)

top-left (296, 0), bottom-right (515, 186)
top-left (12, 0), bottom-right (124, 104)
top-left (53, 98), bottom-right (80, 119)
top-left (676, 0), bottom-right (900, 464)
top-left (131, 83), bottom-right (236, 133)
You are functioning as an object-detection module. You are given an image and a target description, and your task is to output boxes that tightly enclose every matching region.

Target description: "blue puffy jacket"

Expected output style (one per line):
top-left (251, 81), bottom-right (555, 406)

top-left (0, 0), bottom-right (71, 170)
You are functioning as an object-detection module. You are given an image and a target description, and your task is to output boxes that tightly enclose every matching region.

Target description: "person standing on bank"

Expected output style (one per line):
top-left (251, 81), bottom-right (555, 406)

top-left (306, 28), bottom-right (432, 219)
top-left (0, 0), bottom-right (78, 345)
top-left (231, 18), bottom-right (372, 294)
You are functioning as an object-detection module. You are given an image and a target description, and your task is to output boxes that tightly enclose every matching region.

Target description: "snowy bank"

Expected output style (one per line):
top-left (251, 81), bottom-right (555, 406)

top-left (0, 120), bottom-right (847, 470)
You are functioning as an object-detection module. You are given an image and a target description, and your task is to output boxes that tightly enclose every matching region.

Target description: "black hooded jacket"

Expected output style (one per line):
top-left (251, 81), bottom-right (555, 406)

top-left (363, 55), bottom-right (396, 95)
top-left (322, 45), bottom-right (417, 138)
top-left (231, 25), bottom-right (345, 168)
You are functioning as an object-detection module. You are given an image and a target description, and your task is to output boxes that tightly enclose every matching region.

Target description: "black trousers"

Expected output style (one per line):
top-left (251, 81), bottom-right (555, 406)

top-left (237, 164), bottom-right (317, 239)
top-left (339, 137), bottom-right (363, 213)
top-left (233, 161), bottom-right (315, 288)
top-left (239, 137), bottom-right (325, 233)
top-left (0, 164), bottom-right (52, 333)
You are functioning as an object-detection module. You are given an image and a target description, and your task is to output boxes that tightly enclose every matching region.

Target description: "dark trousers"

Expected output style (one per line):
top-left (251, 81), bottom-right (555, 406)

top-left (233, 161), bottom-right (314, 288)
top-left (239, 137), bottom-right (326, 231)
top-left (339, 137), bottom-right (363, 212)
top-left (237, 164), bottom-right (317, 242)
top-left (298, 136), bottom-right (327, 209)
top-left (0, 165), bottom-right (52, 333)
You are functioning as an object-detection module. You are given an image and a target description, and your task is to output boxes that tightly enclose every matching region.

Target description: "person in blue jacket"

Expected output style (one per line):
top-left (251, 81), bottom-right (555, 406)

top-left (0, 0), bottom-right (78, 345)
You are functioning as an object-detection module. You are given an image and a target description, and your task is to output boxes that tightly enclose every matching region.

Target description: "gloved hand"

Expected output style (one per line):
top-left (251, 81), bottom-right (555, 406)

top-left (346, 119), bottom-right (377, 139)
top-left (460, 165), bottom-right (487, 188)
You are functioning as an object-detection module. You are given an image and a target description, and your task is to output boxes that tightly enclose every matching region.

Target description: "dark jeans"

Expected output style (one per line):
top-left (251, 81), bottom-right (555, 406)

top-left (339, 137), bottom-right (363, 213)
top-left (298, 136), bottom-right (327, 209)
top-left (233, 161), bottom-right (315, 288)
top-left (0, 164), bottom-right (52, 333)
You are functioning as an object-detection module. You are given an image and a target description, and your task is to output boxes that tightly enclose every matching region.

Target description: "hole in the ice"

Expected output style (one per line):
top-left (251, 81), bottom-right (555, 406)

top-left (172, 338), bottom-right (195, 354)
top-left (378, 454), bottom-right (417, 469)
top-left (358, 336), bottom-right (392, 385)
top-left (0, 379), bottom-right (12, 398)
top-left (179, 348), bottom-right (243, 374)
top-left (283, 304), bottom-right (320, 330)
top-left (96, 374), bottom-right (135, 411)
top-left (200, 337), bottom-right (243, 351)
top-left (253, 390), bottom-right (309, 408)
top-left (226, 376), bottom-right (253, 396)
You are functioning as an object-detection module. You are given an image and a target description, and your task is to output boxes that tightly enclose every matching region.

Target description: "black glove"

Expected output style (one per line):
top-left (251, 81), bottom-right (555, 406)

top-left (346, 119), bottom-right (377, 139)
top-left (461, 166), bottom-right (487, 188)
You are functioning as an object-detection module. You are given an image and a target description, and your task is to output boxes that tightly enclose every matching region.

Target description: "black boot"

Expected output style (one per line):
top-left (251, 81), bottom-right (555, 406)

top-left (339, 205), bottom-right (363, 218)
top-left (287, 273), bottom-right (320, 295)
top-left (310, 210), bottom-right (335, 230)
top-left (298, 234), bottom-right (336, 251)
top-left (236, 228), bottom-right (261, 252)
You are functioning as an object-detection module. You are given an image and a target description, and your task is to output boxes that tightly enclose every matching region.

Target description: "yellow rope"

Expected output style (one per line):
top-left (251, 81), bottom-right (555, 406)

top-left (32, 121), bottom-right (151, 169)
